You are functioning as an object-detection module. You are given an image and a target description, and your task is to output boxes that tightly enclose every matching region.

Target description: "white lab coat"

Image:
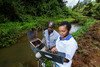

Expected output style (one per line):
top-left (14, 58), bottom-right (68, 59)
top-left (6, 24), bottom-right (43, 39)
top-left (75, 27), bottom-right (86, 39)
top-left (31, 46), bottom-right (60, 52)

top-left (56, 34), bottom-right (78, 67)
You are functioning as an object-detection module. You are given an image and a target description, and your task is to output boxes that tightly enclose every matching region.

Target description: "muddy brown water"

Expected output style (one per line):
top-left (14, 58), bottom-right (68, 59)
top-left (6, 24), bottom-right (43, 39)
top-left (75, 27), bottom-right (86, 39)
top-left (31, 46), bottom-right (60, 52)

top-left (0, 34), bottom-right (38, 67)
top-left (0, 24), bottom-right (80, 67)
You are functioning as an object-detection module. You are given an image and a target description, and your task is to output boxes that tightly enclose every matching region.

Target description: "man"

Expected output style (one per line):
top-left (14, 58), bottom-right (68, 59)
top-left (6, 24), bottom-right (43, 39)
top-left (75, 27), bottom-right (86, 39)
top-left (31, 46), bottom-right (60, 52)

top-left (36, 22), bottom-right (59, 59)
top-left (51, 21), bottom-right (78, 67)
top-left (27, 28), bottom-right (38, 53)
top-left (42, 22), bottom-right (60, 49)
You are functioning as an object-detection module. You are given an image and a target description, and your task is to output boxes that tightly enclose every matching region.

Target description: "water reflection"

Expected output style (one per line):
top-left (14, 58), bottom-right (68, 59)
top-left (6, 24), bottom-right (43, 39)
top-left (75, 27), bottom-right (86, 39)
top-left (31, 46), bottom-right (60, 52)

top-left (70, 24), bottom-right (80, 34)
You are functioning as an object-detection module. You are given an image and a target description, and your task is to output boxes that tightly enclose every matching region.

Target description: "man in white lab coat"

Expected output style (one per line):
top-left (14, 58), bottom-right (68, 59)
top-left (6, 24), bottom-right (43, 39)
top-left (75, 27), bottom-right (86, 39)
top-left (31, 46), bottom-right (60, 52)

top-left (51, 21), bottom-right (78, 67)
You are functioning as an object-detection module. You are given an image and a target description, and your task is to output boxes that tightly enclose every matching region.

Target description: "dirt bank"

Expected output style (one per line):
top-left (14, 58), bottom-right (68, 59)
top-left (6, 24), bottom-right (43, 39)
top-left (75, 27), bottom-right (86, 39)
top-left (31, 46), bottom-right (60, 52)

top-left (72, 21), bottom-right (100, 67)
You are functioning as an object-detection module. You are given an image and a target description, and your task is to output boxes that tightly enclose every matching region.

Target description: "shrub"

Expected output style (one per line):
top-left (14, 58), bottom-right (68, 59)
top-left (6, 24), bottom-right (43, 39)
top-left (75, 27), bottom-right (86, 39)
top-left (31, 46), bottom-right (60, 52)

top-left (92, 3), bottom-right (100, 19)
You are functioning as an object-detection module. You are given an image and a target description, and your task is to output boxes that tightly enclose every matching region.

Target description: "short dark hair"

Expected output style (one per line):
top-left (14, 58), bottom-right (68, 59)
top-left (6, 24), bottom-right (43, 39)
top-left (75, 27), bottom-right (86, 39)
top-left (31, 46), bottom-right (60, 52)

top-left (59, 21), bottom-right (71, 31)
top-left (48, 21), bottom-right (55, 28)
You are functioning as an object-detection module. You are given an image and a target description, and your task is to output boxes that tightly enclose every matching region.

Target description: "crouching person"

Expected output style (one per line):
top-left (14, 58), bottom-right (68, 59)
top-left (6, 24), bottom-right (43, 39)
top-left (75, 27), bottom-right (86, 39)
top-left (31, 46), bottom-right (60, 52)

top-left (27, 28), bottom-right (46, 62)
top-left (27, 28), bottom-right (38, 53)
top-left (51, 21), bottom-right (78, 67)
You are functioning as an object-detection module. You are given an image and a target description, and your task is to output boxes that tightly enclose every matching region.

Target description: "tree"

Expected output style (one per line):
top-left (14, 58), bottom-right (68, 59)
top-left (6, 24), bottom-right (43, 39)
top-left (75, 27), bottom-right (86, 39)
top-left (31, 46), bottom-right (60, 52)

top-left (0, 0), bottom-right (70, 22)
top-left (96, 0), bottom-right (100, 3)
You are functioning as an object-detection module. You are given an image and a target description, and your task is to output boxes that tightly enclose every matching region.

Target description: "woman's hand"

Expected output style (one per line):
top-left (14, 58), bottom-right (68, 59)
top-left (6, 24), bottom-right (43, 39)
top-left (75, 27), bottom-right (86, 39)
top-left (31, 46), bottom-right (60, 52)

top-left (51, 47), bottom-right (58, 54)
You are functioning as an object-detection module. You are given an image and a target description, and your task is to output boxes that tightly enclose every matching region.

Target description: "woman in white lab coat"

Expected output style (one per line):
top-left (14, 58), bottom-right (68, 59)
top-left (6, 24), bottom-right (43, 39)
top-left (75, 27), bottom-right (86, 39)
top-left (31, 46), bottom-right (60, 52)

top-left (51, 21), bottom-right (78, 67)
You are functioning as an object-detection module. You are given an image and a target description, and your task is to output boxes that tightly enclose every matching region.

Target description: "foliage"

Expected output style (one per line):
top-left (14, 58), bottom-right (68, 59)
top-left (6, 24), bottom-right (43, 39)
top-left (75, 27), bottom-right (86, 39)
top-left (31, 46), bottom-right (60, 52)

top-left (0, 1), bottom-right (86, 47)
top-left (96, 0), bottom-right (100, 3)
top-left (83, 3), bottom-right (100, 19)
top-left (0, 0), bottom-right (71, 22)
top-left (92, 3), bottom-right (100, 19)
top-left (74, 2), bottom-right (100, 20)
top-left (82, 3), bottom-right (93, 16)
top-left (0, 16), bottom-right (75, 47)
top-left (0, 22), bottom-right (23, 47)
top-left (0, 0), bottom-right (75, 47)
top-left (69, 10), bottom-right (87, 25)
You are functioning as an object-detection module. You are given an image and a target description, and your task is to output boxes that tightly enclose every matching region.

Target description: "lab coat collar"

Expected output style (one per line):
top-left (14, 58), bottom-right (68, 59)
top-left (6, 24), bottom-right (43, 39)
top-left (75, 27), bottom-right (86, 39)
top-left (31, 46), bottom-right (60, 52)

top-left (60, 34), bottom-right (72, 40)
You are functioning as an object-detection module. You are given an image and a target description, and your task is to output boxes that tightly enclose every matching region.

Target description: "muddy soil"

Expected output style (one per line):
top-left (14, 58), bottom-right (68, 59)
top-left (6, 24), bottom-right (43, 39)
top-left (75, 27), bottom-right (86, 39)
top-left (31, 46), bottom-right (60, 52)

top-left (72, 21), bottom-right (100, 67)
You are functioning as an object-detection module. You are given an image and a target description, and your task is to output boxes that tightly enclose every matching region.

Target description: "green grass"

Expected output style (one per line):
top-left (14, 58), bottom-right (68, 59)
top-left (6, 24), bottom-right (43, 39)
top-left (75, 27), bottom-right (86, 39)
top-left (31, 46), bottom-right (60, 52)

top-left (0, 16), bottom-right (75, 48)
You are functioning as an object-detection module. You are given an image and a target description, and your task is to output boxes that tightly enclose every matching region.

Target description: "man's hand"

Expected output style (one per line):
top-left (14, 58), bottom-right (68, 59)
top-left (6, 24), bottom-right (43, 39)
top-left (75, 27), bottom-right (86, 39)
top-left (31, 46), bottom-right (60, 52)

top-left (64, 58), bottom-right (69, 63)
top-left (51, 47), bottom-right (58, 53)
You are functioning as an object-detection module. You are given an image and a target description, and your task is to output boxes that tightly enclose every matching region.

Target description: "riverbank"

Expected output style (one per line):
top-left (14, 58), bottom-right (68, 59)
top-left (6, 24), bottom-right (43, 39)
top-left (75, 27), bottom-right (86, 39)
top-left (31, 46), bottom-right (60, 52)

top-left (73, 20), bottom-right (100, 67)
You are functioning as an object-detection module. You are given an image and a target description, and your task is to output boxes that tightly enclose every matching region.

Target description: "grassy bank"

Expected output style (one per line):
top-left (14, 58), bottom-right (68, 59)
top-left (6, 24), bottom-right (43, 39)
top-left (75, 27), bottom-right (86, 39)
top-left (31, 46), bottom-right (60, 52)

top-left (0, 14), bottom-right (96, 48)
top-left (0, 16), bottom-right (75, 48)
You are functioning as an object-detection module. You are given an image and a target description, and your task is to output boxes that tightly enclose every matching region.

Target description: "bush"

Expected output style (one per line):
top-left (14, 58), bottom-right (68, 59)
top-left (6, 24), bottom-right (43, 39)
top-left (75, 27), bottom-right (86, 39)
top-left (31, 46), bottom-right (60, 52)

top-left (82, 3), bottom-right (100, 20)
top-left (83, 3), bottom-right (93, 16)
top-left (0, 1), bottom-right (22, 22)
top-left (70, 11), bottom-right (87, 25)
top-left (92, 3), bottom-right (100, 19)
top-left (0, 22), bottom-right (23, 47)
top-left (0, 0), bottom-right (72, 22)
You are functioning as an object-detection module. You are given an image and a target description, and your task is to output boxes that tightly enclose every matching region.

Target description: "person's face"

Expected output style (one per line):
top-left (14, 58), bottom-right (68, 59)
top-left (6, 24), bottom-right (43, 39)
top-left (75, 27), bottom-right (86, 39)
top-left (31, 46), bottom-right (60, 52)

top-left (48, 27), bottom-right (53, 32)
top-left (59, 25), bottom-right (68, 38)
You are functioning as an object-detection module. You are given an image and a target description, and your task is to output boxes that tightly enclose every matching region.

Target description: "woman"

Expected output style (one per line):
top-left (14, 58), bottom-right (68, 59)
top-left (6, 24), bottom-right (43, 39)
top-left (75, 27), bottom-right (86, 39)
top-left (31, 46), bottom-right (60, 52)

top-left (51, 21), bottom-right (78, 67)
